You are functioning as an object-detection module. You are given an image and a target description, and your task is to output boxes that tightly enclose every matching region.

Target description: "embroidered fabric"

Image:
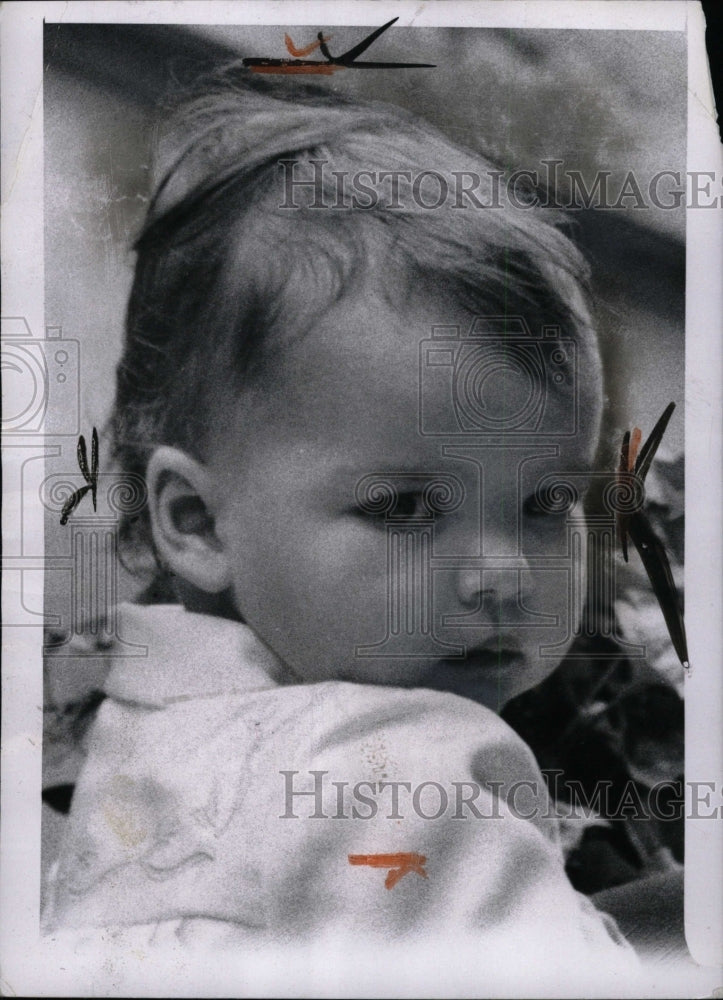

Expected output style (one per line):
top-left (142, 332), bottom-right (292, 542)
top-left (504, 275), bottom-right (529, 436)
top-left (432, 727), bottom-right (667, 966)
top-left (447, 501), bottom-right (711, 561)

top-left (42, 603), bottom-right (639, 970)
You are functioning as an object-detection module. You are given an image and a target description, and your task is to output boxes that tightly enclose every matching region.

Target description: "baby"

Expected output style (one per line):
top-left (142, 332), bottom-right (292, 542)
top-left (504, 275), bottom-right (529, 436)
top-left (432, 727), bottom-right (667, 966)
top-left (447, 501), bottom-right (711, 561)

top-left (43, 74), bottom-right (638, 974)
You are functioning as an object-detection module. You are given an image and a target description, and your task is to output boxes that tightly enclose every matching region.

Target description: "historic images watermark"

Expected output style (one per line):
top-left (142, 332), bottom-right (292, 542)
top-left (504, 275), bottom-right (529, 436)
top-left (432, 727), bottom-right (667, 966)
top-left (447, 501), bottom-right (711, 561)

top-left (279, 159), bottom-right (722, 211)
top-left (279, 770), bottom-right (722, 822)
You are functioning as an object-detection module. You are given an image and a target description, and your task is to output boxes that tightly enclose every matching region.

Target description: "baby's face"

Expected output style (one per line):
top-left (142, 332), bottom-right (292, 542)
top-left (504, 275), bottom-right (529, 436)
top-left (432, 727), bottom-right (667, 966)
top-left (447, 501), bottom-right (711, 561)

top-left (207, 283), bottom-right (601, 711)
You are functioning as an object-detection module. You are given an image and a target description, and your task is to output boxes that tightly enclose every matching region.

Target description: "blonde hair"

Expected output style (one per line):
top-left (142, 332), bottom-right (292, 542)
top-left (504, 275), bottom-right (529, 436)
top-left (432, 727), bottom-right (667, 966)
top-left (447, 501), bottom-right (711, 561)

top-left (111, 71), bottom-right (601, 570)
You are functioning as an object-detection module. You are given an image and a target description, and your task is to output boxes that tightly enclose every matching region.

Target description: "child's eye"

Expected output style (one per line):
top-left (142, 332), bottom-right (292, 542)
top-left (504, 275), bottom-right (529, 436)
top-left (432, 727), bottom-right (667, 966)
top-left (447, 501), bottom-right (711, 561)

top-left (353, 490), bottom-right (429, 526)
top-left (522, 493), bottom-right (548, 517)
top-left (394, 491), bottom-right (426, 519)
top-left (523, 485), bottom-right (577, 518)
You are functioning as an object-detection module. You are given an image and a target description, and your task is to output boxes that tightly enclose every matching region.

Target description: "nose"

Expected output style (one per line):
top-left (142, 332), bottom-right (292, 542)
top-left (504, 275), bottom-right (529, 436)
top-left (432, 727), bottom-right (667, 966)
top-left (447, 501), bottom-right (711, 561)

top-left (454, 564), bottom-right (531, 611)
top-left (450, 521), bottom-right (533, 613)
top-left (456, 567), bottom-right (490, 609)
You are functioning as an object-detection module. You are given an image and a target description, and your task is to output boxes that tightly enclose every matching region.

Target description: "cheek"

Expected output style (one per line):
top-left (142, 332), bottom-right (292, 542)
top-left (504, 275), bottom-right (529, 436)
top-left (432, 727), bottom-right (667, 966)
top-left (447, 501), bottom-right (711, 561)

top-left (227, 514), bottom-right (390, 628)
top-left (522, 514), bottom-right (570, 557)
top-left (299, 523), bottom-right (390, 617)
top-left (532, 518), bottom-right (588, 628)
top-left (521, 515), bottom-right (588, 629)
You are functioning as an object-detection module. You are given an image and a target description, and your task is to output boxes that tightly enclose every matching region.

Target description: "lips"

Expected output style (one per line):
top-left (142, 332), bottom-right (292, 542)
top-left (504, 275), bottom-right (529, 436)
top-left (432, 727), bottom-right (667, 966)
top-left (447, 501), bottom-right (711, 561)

top-left (441, 645), bottom-right (526, 673)
top-left (415, 644), bottom-right (529, 709)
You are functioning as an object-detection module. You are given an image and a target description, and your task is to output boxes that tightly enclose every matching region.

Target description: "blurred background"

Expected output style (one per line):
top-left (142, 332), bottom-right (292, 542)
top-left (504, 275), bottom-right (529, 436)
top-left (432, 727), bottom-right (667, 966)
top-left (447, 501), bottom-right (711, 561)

top-left (42, 23), bottom-right (687, 909)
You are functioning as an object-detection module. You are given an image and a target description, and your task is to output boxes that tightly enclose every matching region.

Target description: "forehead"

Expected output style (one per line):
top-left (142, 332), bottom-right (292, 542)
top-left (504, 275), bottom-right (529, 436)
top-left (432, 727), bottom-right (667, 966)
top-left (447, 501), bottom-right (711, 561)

top-left (214, 280), bottom-right (602, 478)
top-left (226, 285), bottom-right (447, 462)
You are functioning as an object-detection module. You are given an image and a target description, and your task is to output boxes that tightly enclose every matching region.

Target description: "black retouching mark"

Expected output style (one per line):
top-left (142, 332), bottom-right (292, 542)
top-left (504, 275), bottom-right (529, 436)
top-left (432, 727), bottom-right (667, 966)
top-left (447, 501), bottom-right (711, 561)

top-left (617, 403), bottom-right (689, 667)
top-left (60, 427), bottom-right (99, 525)
top-left (634, 402), bottom-right (676, 484)
top-left (243, 18), bottom-right (436, 73)
top-left (42, 783), bottom-right (75, 815)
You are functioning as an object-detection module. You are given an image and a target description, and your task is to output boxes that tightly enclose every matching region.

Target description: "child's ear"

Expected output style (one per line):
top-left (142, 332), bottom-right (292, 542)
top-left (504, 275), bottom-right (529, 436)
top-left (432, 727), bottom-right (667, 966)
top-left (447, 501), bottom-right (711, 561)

top-left (145, 446), bottom-right (232, 594)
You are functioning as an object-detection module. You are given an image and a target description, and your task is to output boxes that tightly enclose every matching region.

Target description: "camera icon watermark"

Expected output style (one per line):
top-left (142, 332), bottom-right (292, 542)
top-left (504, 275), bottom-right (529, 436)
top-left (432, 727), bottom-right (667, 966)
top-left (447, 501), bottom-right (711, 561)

top-left (2, 316), bottom-right (146, 655)
top-left (419, 317), bottom-right (577, 436)
top-left (354, 299), bottom-right (647, 662)
top-left (1, 317), bottom-right (80, 436)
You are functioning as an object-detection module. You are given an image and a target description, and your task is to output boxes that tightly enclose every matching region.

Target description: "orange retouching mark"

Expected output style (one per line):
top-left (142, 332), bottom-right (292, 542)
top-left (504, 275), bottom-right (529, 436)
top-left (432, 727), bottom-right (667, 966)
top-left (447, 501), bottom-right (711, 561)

top-left (284, 32), bottom-right (332, 57)
top-left (348, 852), bottom-right (428, 889)
top-left (627, 427), bottom-right (642, 471)
top-left (617, 426), bottom-right (641, 555)
top-left (248, 64), bottom-right (340, 75)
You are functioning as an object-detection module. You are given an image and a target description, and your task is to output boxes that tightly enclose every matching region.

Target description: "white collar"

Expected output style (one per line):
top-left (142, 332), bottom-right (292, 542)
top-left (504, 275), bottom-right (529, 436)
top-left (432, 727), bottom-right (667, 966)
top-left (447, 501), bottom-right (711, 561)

top-left (103, 603), bottom-right (293, 707)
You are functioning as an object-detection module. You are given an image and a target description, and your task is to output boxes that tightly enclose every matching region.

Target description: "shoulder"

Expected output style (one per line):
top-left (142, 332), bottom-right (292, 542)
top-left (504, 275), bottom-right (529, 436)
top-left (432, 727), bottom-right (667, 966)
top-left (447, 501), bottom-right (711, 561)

top-left (281, 680), bottom-right (541, 787)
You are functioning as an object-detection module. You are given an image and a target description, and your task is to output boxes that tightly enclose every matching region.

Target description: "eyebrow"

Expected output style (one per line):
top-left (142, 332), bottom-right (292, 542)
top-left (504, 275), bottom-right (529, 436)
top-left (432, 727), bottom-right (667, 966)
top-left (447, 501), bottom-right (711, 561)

top-left (332, 455), bottom-right (449, 475)
top-left (335, 451), bottom-right (598, 475)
